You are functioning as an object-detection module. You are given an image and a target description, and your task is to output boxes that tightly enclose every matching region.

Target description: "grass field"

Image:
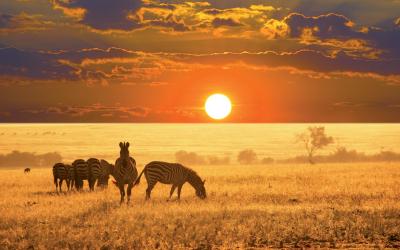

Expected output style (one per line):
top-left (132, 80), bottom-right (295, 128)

top-left (0, 163), bottom-right (399, 249)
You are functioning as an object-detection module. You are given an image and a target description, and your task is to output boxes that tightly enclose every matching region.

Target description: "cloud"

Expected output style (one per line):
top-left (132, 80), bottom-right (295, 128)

top-left (261, 13), bottom-right (400, 59)
top-left (53, 0), bottom-right (143, 31)
top-left (0, 47), bottom-right (78, 80)
top-left (0, 12), bottom-right (54, 33)
top-left (211, 17), bottom-right (242, 28)
top-left (284, 13), bottom-right (355, 39)
top-left (15, 104), bottom-right (150, 122)
top-left (1, 47), bottom-right (399, 87)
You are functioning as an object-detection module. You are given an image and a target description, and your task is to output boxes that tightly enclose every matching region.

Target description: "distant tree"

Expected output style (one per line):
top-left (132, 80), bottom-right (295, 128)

top-left (175, 150), bottom-right (206, 165)
top-left (296, 126), bottom-right (334, 164)
top-left (237, 149), bottom-right (258, 165)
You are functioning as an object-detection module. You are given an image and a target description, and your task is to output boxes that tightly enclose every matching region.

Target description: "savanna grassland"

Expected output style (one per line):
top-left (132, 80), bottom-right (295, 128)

top-left (0, 163), bottom-right (399, 249)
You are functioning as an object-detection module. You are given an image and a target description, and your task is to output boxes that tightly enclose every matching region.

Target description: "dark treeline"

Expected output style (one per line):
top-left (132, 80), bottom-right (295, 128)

top-left (0, 151), bottom-right (62, 167)
top-left (176, 147), bottom-right (400, 165)
top-left (1, 147), bottom-right (400, 168)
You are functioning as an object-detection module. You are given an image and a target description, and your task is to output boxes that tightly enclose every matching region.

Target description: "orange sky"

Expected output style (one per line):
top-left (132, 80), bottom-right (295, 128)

top-left (1, 0), bottom-right (400, 122)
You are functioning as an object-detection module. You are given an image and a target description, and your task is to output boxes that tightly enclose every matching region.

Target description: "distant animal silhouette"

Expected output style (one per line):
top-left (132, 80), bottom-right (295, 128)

top-left (24, 168), bottom-right (31, 174)
top-left (134, 161), bottom-right (206, 200)
top-left (114, 142), bottom-right (138, 204)
top-left (87, 158), bottom-right (101, 191)
top-left (72, 159), bottom-right (89, 190)
top-left (53, 163), bottom-right (71, 192)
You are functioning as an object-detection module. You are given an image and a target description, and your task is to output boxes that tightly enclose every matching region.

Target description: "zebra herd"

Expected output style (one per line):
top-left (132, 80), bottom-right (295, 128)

top-left (52, 142), bottom-right (207, 204)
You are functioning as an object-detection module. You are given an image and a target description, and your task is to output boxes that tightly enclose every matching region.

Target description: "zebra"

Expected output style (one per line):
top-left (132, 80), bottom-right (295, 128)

top-left (24, 168), bottom-right (30, 174)
top-left (114, 142), bottom-right (138, 204)
top-left (66, 164), bottom-right (75, 190)
top-left (72, 159), bottom-right (89, 190)
top-left (134, 161), bottom-right (206, 200)
top-left (87, 158), bottom-right (101, 191)
top-left (53, 163), bottom-right (70, 192)
top-left (97, 159), bottom-right (114, 188)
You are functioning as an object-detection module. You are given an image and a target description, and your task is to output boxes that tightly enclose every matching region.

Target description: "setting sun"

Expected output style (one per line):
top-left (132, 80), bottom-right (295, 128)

top-left (205, 93), bottom-right (232, 120)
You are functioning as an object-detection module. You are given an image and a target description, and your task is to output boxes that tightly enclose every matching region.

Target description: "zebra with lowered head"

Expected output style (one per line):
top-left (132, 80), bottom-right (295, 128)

top-left (72, 159), bottom-right (89, 190)
top-left (66, 164), bottom-right (75, 190)
top-left (53, 163), bottom-right (70, 192)
top-left (97, 159), bottom-right (114, 188)
top-left (114, 142), bottom-right (138, 204)
top-left (134, 161), bottom-right (206, 200)
top-left (87, 158), bottom-right (101, 191)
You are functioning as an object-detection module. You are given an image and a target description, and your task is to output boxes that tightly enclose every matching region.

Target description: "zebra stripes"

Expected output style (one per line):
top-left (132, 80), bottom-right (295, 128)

top-left (134, 161), bottom-right (206, 200)
top-left (87, 158), bottom-right (101, 191)
top-left (114, 142), bottom-right (138, 204)
top-left (72, 159), bottom-right (89, 190)
top-left (98, 159), bottom-right (114, 187)
top-left (53, 163), bottom-right (71, 192)
top-left (66, 164), bottom-right (75, 190)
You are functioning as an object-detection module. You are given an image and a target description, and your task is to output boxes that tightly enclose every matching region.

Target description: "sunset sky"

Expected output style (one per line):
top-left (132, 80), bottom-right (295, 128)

top-left (1, 0), bottom-right (400, 122)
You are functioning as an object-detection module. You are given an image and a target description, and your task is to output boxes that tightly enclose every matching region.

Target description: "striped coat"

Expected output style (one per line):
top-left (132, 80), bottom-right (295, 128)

top-left (134, 161), bottom-right (206, 200)
top-left (65, 164), bottom-right (75, 190)
top-left (72, 159), bottom-right (89, 190)
top-left (97, 159), bottom-right (114, 187)
top-left (53, 163), bottom-right (70, 192)
top-left (114, 142), bottom-right (138, 204)
top-left (87, 158), bottom-right (101, 191)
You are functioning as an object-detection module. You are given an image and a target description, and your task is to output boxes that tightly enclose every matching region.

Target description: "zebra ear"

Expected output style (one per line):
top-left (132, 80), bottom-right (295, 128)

top-left (119, 142), bottom-right (123, 149)
top-left (126, 142), bottom-right (130, 148)
top-left (203, 179), bottom-right (206, 184)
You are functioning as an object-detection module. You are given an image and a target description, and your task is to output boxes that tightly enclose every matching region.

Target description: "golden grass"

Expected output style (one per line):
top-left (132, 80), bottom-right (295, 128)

top-left (0, 163), bottom-right (399, 249)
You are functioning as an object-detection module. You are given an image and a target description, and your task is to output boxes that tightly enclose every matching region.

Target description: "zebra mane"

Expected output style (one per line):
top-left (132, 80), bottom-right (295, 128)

top-left (185, 167), bottom-right (202, 184)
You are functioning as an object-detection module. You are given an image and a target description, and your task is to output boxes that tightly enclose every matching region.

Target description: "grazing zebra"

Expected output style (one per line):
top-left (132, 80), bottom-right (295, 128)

top-left (97, 159), bottom-right (114, 188)
top-left (72, 159), bottom-right (89, 190)
top-left (24, 168), bottom-right (30, 174)
top-left (114, 142), bottom-right (138, 204)
top-left (87, 158), bottom-right (101, 191)
top-left (134, 161), bottom-right (206, 200)
top-left (66, 164), bottom-right (75, 190)
top-left (53, 163), bottom-right (70, 192)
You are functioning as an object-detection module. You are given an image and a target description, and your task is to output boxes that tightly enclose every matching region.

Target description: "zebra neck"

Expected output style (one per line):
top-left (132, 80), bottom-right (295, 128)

top-left (187, 172), bottom-right (200, 189)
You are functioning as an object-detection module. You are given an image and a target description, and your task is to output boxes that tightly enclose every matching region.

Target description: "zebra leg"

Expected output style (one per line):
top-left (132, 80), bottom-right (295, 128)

top-left (89, 179), bottom-right (94, 191)
top-left (55, 178), bottom-right (59, 192)
top-left (59, 179), bottom-right (63, 192)
top-left (146, 183), bottom-right (155, 200)
top-left (177, 184), bottom-right (183, 200)
top-left (168, 185), bottom-right (177, 200)
top-left (66, 180), bottom-right (70, 191)
top-left (118, 183), bottom-right (125, 204)
top-left (127, 182), bottom-right (133, 204)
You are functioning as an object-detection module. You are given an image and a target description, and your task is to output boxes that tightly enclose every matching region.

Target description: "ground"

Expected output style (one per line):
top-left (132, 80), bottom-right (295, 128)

top-left (0, 163), bottom-right (399, 249)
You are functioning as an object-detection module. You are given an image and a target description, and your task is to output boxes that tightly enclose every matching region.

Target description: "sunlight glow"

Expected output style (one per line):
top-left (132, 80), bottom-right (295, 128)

top-left (205, 94), bottom-right (232, 120)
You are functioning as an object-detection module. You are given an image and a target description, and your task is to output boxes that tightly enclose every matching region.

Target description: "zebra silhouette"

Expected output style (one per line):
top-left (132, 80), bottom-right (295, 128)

top-left (114, 142), bottom-right (138, 204)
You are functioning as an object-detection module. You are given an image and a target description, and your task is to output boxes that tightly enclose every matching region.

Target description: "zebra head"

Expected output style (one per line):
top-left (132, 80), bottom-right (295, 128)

top-left (119, 142), bottom-right (130, 158)
top-left (195, 179), bottom-right (207, 199)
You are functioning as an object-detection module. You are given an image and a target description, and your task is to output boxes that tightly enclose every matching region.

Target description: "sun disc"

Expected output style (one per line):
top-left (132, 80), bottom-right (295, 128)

top-left (205, 94), bottom-right (232, 120)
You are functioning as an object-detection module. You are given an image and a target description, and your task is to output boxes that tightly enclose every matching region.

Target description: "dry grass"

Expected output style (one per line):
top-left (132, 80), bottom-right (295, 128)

top-left (0, 163), bottom-right (399, 249)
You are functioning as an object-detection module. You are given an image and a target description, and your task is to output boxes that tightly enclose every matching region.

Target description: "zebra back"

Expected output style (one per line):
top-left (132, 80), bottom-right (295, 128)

top-left (72, 159), bottom-right (89, 180)
top-left (53, 163), bottom-right (68, 180)
top-left (65, 164), bottom-right (74, 180)
top-left (87, 158), bottom-right (101, 181)
top-left (98, 159), bottom-right (113, 187)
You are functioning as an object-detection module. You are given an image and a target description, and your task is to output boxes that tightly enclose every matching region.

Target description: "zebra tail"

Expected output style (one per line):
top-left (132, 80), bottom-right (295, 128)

top-left (134, 168), bottom-right (145, 186)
